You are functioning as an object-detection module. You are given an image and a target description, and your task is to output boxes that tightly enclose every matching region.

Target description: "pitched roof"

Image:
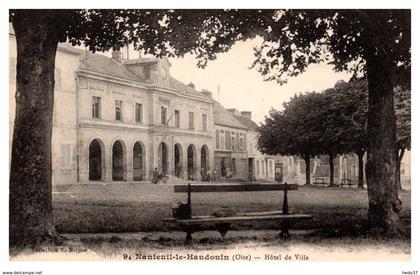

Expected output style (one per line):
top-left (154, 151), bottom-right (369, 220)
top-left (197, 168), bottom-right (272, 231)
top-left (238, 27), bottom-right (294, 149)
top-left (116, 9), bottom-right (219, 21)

top-left (79, 51), bottom-right (144, 83)
top-left (9, 23), bottom-right (215, 101)
top-left (213, 102), bottom-right (247, 129)
top-left (78, 52), bottom-right (211, 100)
top-left (169, 77), bottom-right (211, 100)
top-left (233, 114), bottom-right (259, 131)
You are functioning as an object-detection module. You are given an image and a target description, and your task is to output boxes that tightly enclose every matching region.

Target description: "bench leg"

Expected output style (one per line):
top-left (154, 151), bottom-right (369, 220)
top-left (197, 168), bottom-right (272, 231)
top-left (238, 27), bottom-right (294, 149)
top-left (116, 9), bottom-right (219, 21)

top-left (215, 223), bottom-right (231, 238)
top-left (279, 221), bottom-right (291, 239)
top-left (184, 226), bottom-right (194, 245)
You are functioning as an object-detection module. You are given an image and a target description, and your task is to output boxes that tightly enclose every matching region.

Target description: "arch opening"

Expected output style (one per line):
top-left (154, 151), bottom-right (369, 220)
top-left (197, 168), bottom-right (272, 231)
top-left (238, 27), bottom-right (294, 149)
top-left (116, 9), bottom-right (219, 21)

top-left (174, 143), bottom-right (183, 178)
top-left (200, 145), bottom-right (210, 180)
top-left (187, 145), bottom-right (196, 180)
top-left (112, 140), bottom-right (126, 181)
top-left (158, 142), bottom-right (168, 175)
top-left (133, 141), bottom-right (145, 181)
top-left (89, 139), bottom-right (104, 181)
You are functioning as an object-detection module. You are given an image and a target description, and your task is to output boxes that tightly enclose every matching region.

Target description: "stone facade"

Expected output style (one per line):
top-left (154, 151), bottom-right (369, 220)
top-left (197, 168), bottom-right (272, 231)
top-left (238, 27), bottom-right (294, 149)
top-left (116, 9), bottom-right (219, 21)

top-left (213, 104), bottom-right (249, 180)
top-left (232, 111), bottom-right (275, 181)
top-left (9, 30), bottom-right (214, 184)
top-left (273, 152), bottom-right (411, 189)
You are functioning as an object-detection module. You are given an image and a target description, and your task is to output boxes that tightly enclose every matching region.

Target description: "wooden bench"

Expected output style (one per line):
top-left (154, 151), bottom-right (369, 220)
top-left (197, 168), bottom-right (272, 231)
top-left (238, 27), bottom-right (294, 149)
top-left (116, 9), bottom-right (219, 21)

top-left (163, 182), bottom-right (313, 244)
top-left (313, 178), bottom-right (329, 186)
top-left (340, 179), bottom-right (354, 188)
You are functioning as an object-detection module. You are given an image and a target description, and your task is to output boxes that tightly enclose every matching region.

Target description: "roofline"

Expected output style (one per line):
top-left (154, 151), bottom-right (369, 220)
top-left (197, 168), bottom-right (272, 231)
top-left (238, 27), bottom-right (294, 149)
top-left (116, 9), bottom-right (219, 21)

top-left (77, 69), bottom-right (149, 89)
top-left (214, 122), bottom-right (248, 130)
top-left (152, 85), bottom-right (214, 104)
top-left (58, 45), bottom-right (82, 55)
top-left (77, 69), bottom-right (215, 104)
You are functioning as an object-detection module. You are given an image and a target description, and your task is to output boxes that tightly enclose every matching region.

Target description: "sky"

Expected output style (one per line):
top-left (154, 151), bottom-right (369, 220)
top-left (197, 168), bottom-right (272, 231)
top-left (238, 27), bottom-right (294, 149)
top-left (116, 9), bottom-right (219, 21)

top-left (168, 37), bottom-right (352, 124)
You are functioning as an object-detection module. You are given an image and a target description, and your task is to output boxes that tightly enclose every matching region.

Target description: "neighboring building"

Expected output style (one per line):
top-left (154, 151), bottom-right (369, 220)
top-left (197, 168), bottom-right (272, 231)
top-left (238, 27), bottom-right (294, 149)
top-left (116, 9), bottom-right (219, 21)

top-left (9, 31), bottom-right (81, 184)
top-left (277, 152), bottom-right (411, 189)
top-left (213, 103), bottom-right (249, 180)
top-left (231, 110), bottom-right (275, 181)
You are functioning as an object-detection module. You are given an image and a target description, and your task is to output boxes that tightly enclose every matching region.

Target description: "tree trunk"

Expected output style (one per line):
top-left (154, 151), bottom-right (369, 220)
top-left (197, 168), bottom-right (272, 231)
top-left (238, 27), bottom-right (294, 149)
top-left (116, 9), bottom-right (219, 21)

top-left (357, 151), bottom-right (365, 188)
top-left (396, 148), bottom-right (405, 190)
top-left (365, 28), bottom-right (402, 235)
top-left (10, 13), bottom-right (62, 250)
top-left (328, 154), bottom-right (335, 187)
top-left (304, 155), bottom-right (311, 185)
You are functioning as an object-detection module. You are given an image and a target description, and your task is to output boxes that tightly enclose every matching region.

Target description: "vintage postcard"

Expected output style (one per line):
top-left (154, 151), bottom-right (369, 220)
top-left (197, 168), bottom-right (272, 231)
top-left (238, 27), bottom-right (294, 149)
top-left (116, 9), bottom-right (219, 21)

top-left (1, 2), bottom-right (417, 275)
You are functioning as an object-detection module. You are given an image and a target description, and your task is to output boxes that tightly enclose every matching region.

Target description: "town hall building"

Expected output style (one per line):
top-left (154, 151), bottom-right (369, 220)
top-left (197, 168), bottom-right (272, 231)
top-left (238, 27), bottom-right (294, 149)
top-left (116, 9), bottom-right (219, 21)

top-left (9, 27), bottom-right (214, 184)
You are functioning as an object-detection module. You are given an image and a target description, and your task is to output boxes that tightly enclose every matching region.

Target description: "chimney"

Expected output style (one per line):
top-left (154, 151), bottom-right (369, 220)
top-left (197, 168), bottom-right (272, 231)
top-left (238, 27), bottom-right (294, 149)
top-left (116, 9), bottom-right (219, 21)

top-left (241, 111), bottom-right (252, 120)
top-left (227, 108), bottom-right (240, 116)
top-left (201, 89), bottom-right (213, 98)
top-left (187, 82), bottom-right (195, 89)
top-left (112, 50), bottom-right (122, 63)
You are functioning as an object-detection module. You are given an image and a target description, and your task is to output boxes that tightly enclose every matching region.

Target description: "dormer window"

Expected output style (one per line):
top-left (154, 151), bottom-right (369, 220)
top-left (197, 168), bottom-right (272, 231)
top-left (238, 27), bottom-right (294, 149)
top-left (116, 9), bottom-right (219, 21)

top-left (161, 106), bottom-right (168, 125)
top-left (144, 65), bottom-right (151, 80)
top-left (115, 100), bottom-right (122, 121)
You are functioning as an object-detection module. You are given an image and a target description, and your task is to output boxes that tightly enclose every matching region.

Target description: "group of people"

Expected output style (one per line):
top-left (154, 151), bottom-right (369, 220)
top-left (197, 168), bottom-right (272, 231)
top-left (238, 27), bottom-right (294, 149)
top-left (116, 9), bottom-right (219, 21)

top-left (152, 168), bottom-right (168, 184)
top-left (152, 167), bottom-right (219, 184)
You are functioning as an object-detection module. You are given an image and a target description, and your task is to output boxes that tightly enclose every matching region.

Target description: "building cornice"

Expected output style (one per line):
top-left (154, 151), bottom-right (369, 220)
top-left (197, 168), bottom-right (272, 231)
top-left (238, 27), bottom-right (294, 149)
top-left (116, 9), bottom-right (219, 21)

top-left (79, 119), bottom-right (213, 139)
top-left (79, 120), bottom-right (150, 133)
top-left (150, 85), bottom-right (214, 104)
top-left (214, 123), bottom-right (248, 131)
top-left (77, 70), bottom-right (150, 90)
top-left (150, 127), bottom-right (213, 139)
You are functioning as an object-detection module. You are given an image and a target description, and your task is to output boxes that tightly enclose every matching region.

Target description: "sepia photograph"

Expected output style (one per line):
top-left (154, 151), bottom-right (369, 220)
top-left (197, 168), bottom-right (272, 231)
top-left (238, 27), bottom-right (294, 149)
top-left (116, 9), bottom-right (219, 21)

top-left (1, 2), bottom-right (417, 275)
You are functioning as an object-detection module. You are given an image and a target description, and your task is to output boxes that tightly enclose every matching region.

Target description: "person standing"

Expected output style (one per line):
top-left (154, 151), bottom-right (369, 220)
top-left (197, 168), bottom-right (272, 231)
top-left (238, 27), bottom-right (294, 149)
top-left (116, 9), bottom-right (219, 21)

top-left (152, 168), bottom-right (159, 184)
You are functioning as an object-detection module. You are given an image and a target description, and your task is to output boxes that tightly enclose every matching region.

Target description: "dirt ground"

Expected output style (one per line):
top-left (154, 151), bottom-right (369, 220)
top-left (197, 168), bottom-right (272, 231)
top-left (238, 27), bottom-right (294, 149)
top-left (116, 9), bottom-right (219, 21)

top-left (11, 182), bottom-right (409, 261)
top-left (52, 182), bottom-right (411, 233)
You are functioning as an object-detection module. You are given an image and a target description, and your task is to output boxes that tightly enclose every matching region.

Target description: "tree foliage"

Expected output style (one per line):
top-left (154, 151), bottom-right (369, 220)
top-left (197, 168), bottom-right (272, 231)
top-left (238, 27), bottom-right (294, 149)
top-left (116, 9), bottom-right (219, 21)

top-left (258, 92), bottom-right (324, 158)
top-left (258, 80), bottom-right (368, 158)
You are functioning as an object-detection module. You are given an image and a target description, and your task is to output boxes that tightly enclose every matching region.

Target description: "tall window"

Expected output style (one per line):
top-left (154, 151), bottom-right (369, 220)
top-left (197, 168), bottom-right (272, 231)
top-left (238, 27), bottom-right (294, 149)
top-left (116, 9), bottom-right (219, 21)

top-left (174, 110), bottom-right (180, 128)
top-left (161, 106), bottom-right (167, 125)
top-left (215, 130), bottom-right (220, 149)
top-left (225, 131), bottom-right (231, 150)
top-left (240, 133), bottom-right (245, 150)
top-left (115, 100), bottom-right (122, 121)
top-left (202, 114), bottom-right (208, 131)
top-left (256, 160), bottom-right (260, 175)
top-left (135, 103), bottom-right (143, 123)
top-left (220, 130), bottom-right (225, 150)
top-left (92, 96), bottom-right (101, 118)
top-left (231, 136), bottom-right (235, 150)
top-left (235, 132), bottom-right (240, 150)
top-left (189, 112), bottom-right (194, 129)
